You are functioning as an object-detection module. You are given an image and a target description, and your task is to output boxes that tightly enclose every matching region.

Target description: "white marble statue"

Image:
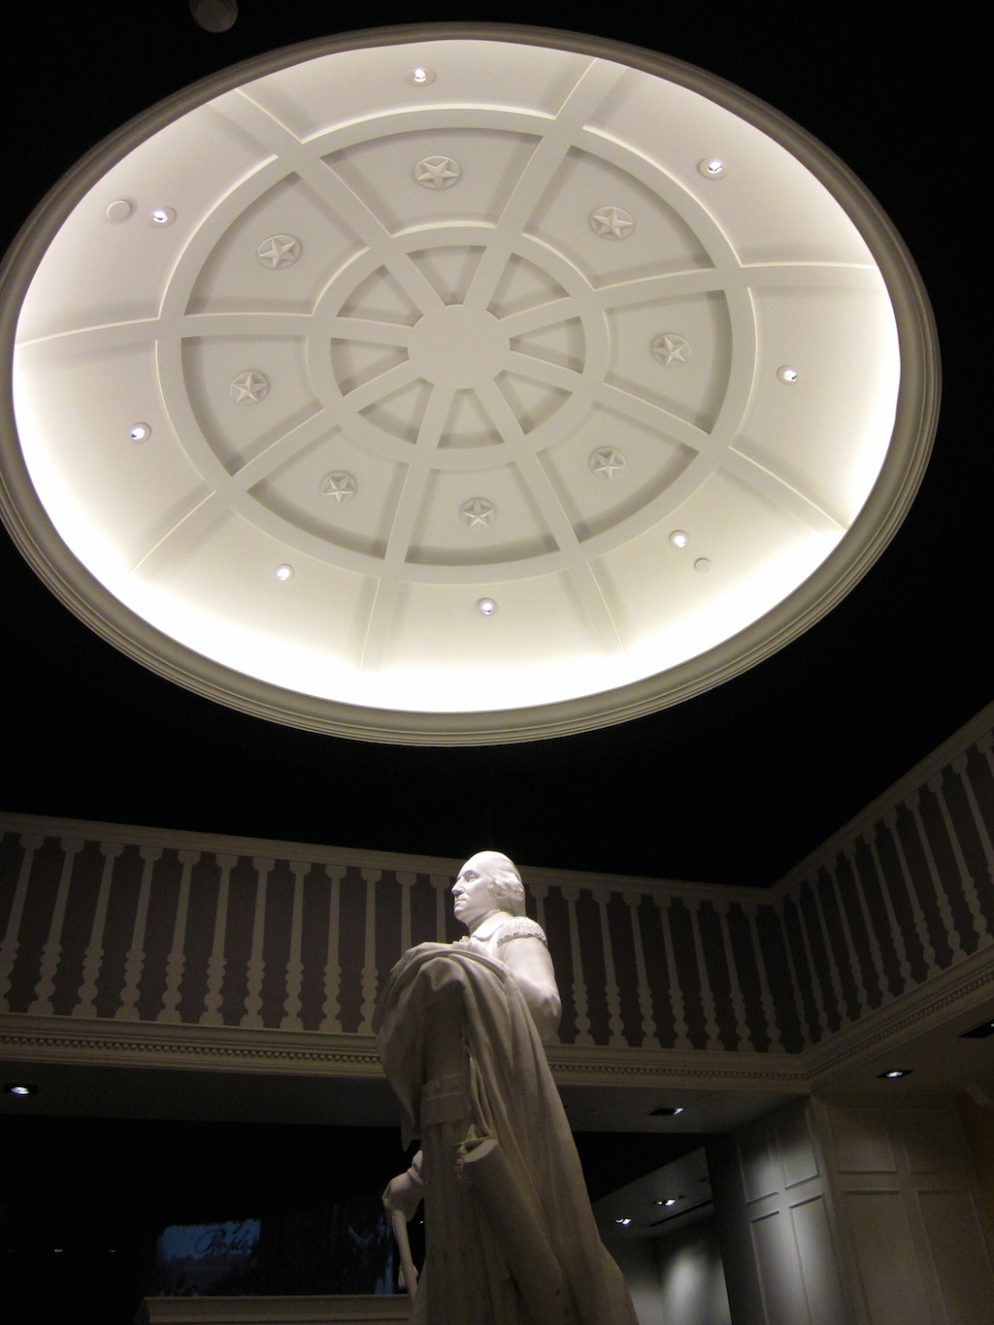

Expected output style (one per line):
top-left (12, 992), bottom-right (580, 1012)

top-left (376, 851), bottom-right (637, 1325)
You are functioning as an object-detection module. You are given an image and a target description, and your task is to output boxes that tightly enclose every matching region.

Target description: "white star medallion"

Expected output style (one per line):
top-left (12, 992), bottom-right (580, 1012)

top-left (229, 371), bottom-right (269, 404)
top-left (461, 497), bottom-right (496, 527)
top-left (590, 206), bottom-right (634, 239)
top-left (256, 234), bottom-right (301, 268)
top-left (651, 333), bottom-right (691, 365)
top-left (320, 471), bottom-right (357, 503)
top-left (589, 447), bottom-right (626, 478)
top-left (415, 156), bottom-right (461, 189)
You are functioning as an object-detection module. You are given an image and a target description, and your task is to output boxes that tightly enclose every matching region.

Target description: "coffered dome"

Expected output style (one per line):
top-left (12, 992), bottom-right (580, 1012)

top-left (0, 28), bottom-right (937, 742)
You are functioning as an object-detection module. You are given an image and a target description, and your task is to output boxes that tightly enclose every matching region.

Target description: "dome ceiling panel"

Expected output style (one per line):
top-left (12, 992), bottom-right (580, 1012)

top-left (0, 28), bottom-right (936, 743)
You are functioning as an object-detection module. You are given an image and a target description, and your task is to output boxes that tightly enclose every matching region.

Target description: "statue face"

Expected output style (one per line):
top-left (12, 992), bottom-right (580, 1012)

top-left (452, 853), bottom-right (498, 929)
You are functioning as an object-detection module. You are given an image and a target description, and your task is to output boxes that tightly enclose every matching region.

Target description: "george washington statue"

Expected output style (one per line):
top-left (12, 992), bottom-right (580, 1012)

top-left (375, 851), bottom-right (637, 1325)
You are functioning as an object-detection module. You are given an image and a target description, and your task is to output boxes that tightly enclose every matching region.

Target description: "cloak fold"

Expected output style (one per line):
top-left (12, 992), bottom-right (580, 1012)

top-left (375, 942), bottom-right (638, 1325)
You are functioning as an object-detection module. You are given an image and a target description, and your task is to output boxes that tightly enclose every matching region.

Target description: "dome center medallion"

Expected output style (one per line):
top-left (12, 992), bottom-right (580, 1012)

top-left (408, 306), bottom-right (508, 389)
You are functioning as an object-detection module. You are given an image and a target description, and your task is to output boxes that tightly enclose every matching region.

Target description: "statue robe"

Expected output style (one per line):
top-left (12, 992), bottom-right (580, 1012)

top-left (375, 941), bottom-right (638, 1325)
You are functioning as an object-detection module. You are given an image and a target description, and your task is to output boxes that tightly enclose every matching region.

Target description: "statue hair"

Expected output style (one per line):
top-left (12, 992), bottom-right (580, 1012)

top-left (478, 851), bottom-right (526, 917)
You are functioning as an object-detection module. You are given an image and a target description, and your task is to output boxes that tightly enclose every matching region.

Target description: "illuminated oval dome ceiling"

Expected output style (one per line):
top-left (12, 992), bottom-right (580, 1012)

top-left (0, 27), bottom-right (937, 743)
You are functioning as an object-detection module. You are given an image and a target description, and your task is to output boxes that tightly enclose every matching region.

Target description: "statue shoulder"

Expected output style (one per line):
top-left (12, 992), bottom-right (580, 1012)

top-left (494, 914), bottom-right (548, 948)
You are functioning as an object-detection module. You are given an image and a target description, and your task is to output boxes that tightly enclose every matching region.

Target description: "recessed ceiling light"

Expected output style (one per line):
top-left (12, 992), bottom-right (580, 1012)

top-left (407, 66), bottom-right (436, 85)
top-left (698, 157), bottom-right (726, 178)
top-left (149, 206), bottom-right (175, 225)
top-left (129, 422), bottom-right (151, 442)
top-left (878, 1068), bottom-right (912, 1079)
top-left (275, 563), bottom-right (294, 582)
top-left (615, 1217), bottom-right (632, 1226)
top-left (3, 1083), bottom-right (37, 1096)
top-left (777, 365), bottom-right (799, 383)
top-left (960, 1019), bottom-right (994, 1039)
top-left (669, 530), bottom-right (689, 549)
top-left (649, 1105), bottom-right (683, 1117)
top-left (477, 597), bottom-right (498, 617)
top-left (655, 1197), bottom-right (679, 1207)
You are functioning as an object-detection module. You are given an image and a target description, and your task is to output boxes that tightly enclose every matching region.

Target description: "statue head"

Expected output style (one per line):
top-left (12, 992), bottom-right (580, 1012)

top-left (452, 850), bottom-right (526, 928)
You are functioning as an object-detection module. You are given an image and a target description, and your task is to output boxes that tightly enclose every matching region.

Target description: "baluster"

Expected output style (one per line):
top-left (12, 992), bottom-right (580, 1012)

top-left (827, 857), bottom-right (870, 1020)
top-left (865, 825), bottom-right (913, 992)
top-left (934, 767), bottom-right (991, 947)
top-left (359, 867), bottom-right (379, 1034)
top-left (793, 883), bottom-right (829, 1038)
top-left (596, 894), bottom-right (626, 1047)
top-left (952, 750), bottom-right (994, 900)
top-left (808, 874), bottom-right (849, 1029)
top-left (978, 730), bottom-right (994, 784)
top-left (397, 870), bottom-right (415, 954)
top-left (200, 853), bottom-right (236, 1026)
top-left (281, 861), bottom-right (306, 1030)
top-left (563, 885), bottom-right (593, 1046)
top-left (320, 864), bottom-right (343, 1032)
top-left (688, 898), bottom-right (721, 1050)
top-left (158, 849), bottom-right (197, 1024)
top-left (624, 892), bottom-right (659, 1049)
top-left (0, 833), bottom-right (43, 1012)
top-left (531, 881), bottom-right (559, 1044)
top-left (745, 901), bottom-right (784, 1052)
top-left (657, 894), bottom-right (692, 1050)
top-left (532, 881), bottom-right (548, 932)
top-left (28, 838), bottom-right (83, 1015)
top-left (882, 809), bottom-right (939, 980)
top-left (907, 790), bottom-right (964, 963)
top-left (717, 900), bottom-right (753, 1051)
top-left (73, 842), bottom-right (123, 1018)
top-left (432, 871), bottom-right (449, 941)
top-left (116, 845), bottom-right (162, 1021)
top-left (776, 898), bottom-right (811, 1045)
top-left (240, 857), bottom-right (272, 1028)
top-left (843, 842), bottom-right (892, 1005)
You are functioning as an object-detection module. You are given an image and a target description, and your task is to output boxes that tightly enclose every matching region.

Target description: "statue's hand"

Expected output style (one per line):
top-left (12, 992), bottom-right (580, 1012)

top-left (382, 1159), bottom-right (424, 1222)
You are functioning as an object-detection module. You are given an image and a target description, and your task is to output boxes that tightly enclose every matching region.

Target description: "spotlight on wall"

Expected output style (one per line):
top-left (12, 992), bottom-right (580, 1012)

top-left (960, 1018), bottom-right (994, 1039)
top-left (3, 1083), bottom-right (37, 1096)
top-left (878, 1068), bottom-right (912, 1080)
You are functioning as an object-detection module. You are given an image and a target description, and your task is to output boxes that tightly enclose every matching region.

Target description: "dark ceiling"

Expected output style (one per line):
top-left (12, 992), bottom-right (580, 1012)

top-left (0, 4), bottom-right (985, 887)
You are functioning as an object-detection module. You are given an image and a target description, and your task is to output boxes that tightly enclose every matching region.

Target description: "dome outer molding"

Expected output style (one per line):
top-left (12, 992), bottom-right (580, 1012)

top-left (0, 24), bottom-right (939, 745)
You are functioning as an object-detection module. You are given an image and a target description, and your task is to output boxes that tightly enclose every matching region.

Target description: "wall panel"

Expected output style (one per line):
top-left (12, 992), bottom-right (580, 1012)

top-left (820, 1099), bottom-right (994, 1325)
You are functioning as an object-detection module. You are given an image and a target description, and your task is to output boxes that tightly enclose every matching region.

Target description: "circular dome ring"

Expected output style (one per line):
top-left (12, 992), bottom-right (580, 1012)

top-left (0, 25), bottom-right (939, 744)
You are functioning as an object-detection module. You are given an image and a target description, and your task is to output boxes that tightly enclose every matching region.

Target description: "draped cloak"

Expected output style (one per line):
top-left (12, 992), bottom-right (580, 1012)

top-left (375, 941), bottom-right (638, 1325)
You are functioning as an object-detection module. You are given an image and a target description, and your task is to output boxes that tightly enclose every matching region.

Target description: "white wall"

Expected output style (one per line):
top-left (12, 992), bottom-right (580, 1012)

top-left (656, 1218), bottom-right (731, 1325)
top-left (608, 1217), bottom-right (731, 1325)
top-left (609, 1236), bottom-right (668, 1325)
top-left (818, 1097), bottom-right (994, 1325)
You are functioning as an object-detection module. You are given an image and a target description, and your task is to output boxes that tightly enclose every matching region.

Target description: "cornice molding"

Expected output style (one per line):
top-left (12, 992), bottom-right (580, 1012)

top-left (802, 940), bottom-right (994, 1088)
